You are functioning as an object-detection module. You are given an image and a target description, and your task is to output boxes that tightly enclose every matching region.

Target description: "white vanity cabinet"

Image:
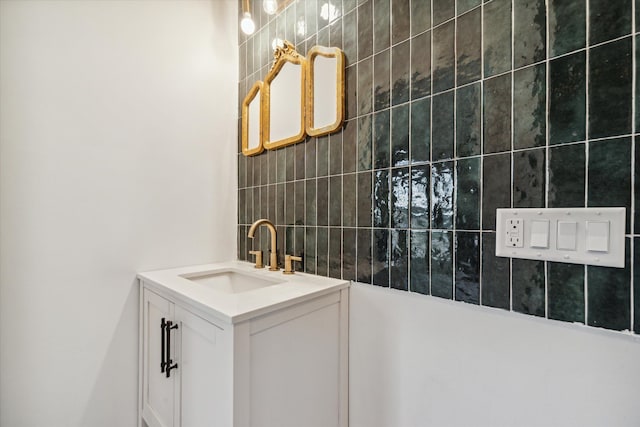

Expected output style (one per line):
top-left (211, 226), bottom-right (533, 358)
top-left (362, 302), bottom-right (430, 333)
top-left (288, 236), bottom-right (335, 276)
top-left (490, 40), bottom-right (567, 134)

top-left (138, 262), bottom-right (349, 427)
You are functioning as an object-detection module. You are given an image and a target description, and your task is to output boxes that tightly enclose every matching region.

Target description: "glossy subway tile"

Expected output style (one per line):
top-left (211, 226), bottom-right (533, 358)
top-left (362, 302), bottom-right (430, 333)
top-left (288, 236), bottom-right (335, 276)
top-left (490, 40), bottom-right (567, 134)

top-left (411, 97), bottom-right (431, 163)
top-left (455, 231), bottom-right (480, 305)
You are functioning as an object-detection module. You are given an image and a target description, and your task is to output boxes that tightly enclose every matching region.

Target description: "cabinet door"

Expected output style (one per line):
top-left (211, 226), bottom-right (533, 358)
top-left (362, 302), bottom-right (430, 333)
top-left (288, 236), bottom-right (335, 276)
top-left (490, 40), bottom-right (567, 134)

top-left (142, 289), bottom-right (176, 427)
top-left (174, 306), bottom-right (230, 427)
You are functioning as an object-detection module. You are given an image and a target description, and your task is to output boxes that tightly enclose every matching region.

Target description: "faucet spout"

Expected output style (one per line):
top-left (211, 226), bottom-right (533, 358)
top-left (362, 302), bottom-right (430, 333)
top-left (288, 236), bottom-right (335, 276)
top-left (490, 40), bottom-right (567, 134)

top-left (248, 219), bottom-right (279, 271)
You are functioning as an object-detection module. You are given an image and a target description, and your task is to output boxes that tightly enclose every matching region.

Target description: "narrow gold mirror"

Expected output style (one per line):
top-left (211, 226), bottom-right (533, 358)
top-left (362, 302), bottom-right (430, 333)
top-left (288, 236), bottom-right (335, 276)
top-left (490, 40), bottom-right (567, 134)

top-left (262, 41), bottom-right (306, 150)
top-left (241, 81), bottom-right (264, 156)
top-left (306, 46), bottom-right (345, 137)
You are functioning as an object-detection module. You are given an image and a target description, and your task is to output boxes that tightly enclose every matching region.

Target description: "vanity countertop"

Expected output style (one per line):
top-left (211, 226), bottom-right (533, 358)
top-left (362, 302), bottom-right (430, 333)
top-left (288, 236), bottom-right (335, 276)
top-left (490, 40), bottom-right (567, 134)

top-left (138, 260), bottom-right (349, 324)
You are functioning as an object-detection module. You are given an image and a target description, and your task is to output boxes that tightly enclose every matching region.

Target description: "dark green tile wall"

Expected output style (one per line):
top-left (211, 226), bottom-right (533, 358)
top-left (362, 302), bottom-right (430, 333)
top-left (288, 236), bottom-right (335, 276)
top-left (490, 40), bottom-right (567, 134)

top-left (238, 0), bottom-right (639, 335)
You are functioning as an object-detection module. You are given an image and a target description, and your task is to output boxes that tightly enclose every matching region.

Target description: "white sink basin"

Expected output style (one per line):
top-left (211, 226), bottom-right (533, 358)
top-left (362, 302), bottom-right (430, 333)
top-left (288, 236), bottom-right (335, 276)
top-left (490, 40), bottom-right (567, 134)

top-left (180, 269), bottom-right (283, 294)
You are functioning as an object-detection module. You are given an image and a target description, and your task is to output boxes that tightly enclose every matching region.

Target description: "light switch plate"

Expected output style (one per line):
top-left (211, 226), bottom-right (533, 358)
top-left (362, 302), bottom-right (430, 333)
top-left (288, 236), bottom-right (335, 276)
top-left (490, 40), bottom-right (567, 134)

top-left (495, 208), bottom-right (626, 268)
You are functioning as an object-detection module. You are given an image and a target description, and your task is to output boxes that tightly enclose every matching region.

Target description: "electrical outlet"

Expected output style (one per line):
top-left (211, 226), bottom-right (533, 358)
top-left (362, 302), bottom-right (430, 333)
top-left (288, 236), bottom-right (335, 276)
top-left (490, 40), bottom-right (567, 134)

top-left (505, 218), bottom-right (523, 248)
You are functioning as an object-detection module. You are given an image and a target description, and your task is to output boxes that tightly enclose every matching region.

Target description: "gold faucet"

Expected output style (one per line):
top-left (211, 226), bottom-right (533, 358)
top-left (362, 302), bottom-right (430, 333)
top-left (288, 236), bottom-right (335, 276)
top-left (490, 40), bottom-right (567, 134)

top-left (248, 219), bottom-right (279, 271)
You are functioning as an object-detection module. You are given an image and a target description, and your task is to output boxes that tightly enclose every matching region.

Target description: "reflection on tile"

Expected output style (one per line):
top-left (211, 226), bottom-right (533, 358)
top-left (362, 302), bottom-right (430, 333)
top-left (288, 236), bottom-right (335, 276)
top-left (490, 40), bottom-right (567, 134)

top-left (455, 157), bottom-right (480, 230)
top-left (317, 135), bottom-right (329, 177)
top-left (295, 181), bottom-right (304, 225)
top-left (374, 169), bottom-right (390, 227)
top-left (330, 132), bottom-right (343, 175)
top-left (392, 0), bottom-right (410, 44)
top-left (317, 177), bottom-right (329, 226)
top-left (357, 228), bottom-right (372, 283)
top-left (431, 161), bottom-right (454, 229)
top-left (410, 230), bottom-right (430, 294)
top-left (285, 182), bottom-right (294, 225)
top-left (391, 168), bottom-right (410, 228)
top-left (513, 148), bottom-right (545, 208)
top-left (358, 171), bottom-right (373, 227)
top-left (455, 232), bottom-right (480, 304)
top-left (432, 91), bottom-right (455, 160)
top-left (358, 115), bottom-right (373, 171)
top-left (329, 227), bottom-right (342, 279)
top-left (548, 263), bottom-right (584, 324)
top-left (483, 0), bottom-right (512, 77)
top-left (374, 49), bottom-right (391, 110)
top-left (317, 227), bottom-right (328, 276)
top-left (433, 20), bottom-right (455, 93)
top-left (373, 228), bottom-right (390, 287)
top-left (588, 239), bottom-right (631, 331)
top-left (549, 0), bottom-right (585, 57)
top-left (304, 140), bottom-right (315, 179)
top-left (392, 104), bottom-right (410, 166)
top-left (588, 138), bottom-right (631, 233)
top-left (512, 259), bottom-right (545, 317)
top-left (306, 0), bottom-right (318, 36)
top-left (346, 65), bottom-right (357, 120)
top-left (329, 176), bottom-right (342, 226)
top-left (481, 233), bottom-right (510, 309)
top-left (411, 97), bottom-right (431, 163)
top-left (589, 38), bottom-right (632, 139)
top-left (343, 228), bottom-right (357, 281)
top-left (634, 238), bottom-right (640, 334)
top-left (306, 179), bottom-right (317, 226)
top-left (589, 0), bottom-right (632, 46)
top-left (374, 0), bottom-right (391, 53)
top-left (456, 83), bottom-right (481, 157)
top-left (549, 51), bottom-right (586, 144)
top-left (433, 0), bottom-right (454, 25)
top-left (457, 0), bottom-right (481, 14)
top-left (304, 227), bottom-right (316, 274)
top-left (514, 64), bottom-right (546, 149)
top-left (549, 143), bottom-right (585, 208)
top-left (358, 57), bottom-right (374, 116)
top-left (482, 153), bottom-right (511, 230)
top-left (358, 0), bottom-right (373, 60)
top-left (483, 74), bottom-right (512, 154)
top-left (330, 17), bottom-right (343, 48)
top-left (411, 31), bottom-right (431, 99)
top-left (391, 230), bottom-right (409, 290)
top-left (392, 40), bottom-right (410, 105)
top-left (344, 174), bottom-right (357, 227)
top-left (456, 8), bottom-right (481, 86)
top-left (343, 119), bottom-right (357, 173)
top-left (343, 9), bottom-right (357, 64)
top-left (637, 35), bottom-right (640, 133)
top-left (513, 0), bottom-right (546, 68)
top-left (411, 0), bottom-right (431, 35)
top-left (411, 164), bottom-right (430, 228)
top-left (374, 110), bottom-right (391, 169)
top-left (431, 230), bottom-right (453, 299)
top-left (637, 136), bottom-right (640, 233)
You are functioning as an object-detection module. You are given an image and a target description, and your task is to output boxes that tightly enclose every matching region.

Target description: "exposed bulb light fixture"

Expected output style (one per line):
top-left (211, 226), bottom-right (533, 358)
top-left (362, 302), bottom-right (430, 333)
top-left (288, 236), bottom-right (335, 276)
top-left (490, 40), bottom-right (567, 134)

top-left (263, 0), bottom-right (278, 15)
top-left (240, 0), bottom-right (255, 35)
top-left (241, 12), bottom-right (255, 35)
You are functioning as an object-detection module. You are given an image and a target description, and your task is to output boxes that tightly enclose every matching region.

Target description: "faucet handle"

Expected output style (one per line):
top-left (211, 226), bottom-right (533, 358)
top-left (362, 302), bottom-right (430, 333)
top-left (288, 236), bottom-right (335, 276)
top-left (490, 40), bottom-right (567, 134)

top-left (249, 250), bottom-right (264, 269)
top-left (283, 254), bottom-right (302, 275)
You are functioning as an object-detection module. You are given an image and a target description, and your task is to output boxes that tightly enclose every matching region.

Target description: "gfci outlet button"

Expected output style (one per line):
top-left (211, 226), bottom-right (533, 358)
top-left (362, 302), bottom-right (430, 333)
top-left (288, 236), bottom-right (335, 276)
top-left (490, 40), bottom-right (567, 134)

top-left (530, 220), bottom-right (549, 248)
top-left (586, 221), bottom-right (610, 252)
top-left (557, 221), bottom-right (577, 251)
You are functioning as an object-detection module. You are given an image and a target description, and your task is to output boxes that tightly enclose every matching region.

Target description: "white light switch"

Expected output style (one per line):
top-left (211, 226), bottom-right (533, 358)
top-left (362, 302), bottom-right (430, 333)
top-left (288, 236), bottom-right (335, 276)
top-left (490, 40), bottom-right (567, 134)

top-left (530, 220), bottom-right (549, 248)
top-left (586, 221), bottom-right (610, 252)
top-left (557, 221), bottom-right (577, 251)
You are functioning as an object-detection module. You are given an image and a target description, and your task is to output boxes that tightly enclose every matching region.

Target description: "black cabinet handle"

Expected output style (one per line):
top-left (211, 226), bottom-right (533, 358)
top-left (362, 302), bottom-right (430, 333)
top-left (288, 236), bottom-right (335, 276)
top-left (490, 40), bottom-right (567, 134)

top-left (160, 318), bottom-right (167, 373)
top-left (165, 320), bottom-right (178, 378)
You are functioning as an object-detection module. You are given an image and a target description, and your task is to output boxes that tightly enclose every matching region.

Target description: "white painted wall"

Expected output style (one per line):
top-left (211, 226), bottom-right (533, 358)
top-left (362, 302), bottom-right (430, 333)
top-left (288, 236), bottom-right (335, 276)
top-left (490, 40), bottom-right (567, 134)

top-left (350, 284), bottom-right (640, 427)
top-left (0, 1), bottom-right (237, 426)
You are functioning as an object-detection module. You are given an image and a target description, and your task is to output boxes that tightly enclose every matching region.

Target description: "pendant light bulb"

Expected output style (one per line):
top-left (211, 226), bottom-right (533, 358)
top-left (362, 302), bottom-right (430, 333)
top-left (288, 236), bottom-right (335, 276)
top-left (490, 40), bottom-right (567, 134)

top-left (240, 12), bottom-right (255, 35)
top-left (263, 0), bottom-right (278, 15)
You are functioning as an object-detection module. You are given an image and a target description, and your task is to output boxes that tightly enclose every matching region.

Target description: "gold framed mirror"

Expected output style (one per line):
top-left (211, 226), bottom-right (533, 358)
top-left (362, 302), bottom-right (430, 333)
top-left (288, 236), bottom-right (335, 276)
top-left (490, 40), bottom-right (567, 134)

top-left (241, 81), bottom-right (264, 157)
top-left (306, 46), bottom-right (345, 137)
top-left (262, 41), bottom-right (306, 150)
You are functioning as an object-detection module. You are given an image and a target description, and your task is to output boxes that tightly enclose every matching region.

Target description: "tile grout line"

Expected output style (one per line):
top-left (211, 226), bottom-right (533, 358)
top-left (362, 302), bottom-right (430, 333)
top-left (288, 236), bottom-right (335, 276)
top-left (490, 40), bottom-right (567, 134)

top-left (453, 0), bottom-right (458, 302)
top-left (584, 0), bottom-right (590, 326)
top-left (543, 0), bottom-right (550, 320)
top-left (429, 0), bottom-right (434, 297)
top-left (509, 0), bottom-right (515, 313)
top-left (479, 0), bottom-right (485, 306)
top-left (631, 0), bottom-right (636, 334)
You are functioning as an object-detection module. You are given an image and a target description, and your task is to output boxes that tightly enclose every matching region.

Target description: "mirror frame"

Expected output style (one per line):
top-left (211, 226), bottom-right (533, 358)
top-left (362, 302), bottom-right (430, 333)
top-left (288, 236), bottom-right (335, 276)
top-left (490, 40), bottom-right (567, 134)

top-left (305, 46), bottom-right (345, 137)
top-left (262, 42), bottom-right (307, 151)
top-left (241, 81), bottom-right (264, 157)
